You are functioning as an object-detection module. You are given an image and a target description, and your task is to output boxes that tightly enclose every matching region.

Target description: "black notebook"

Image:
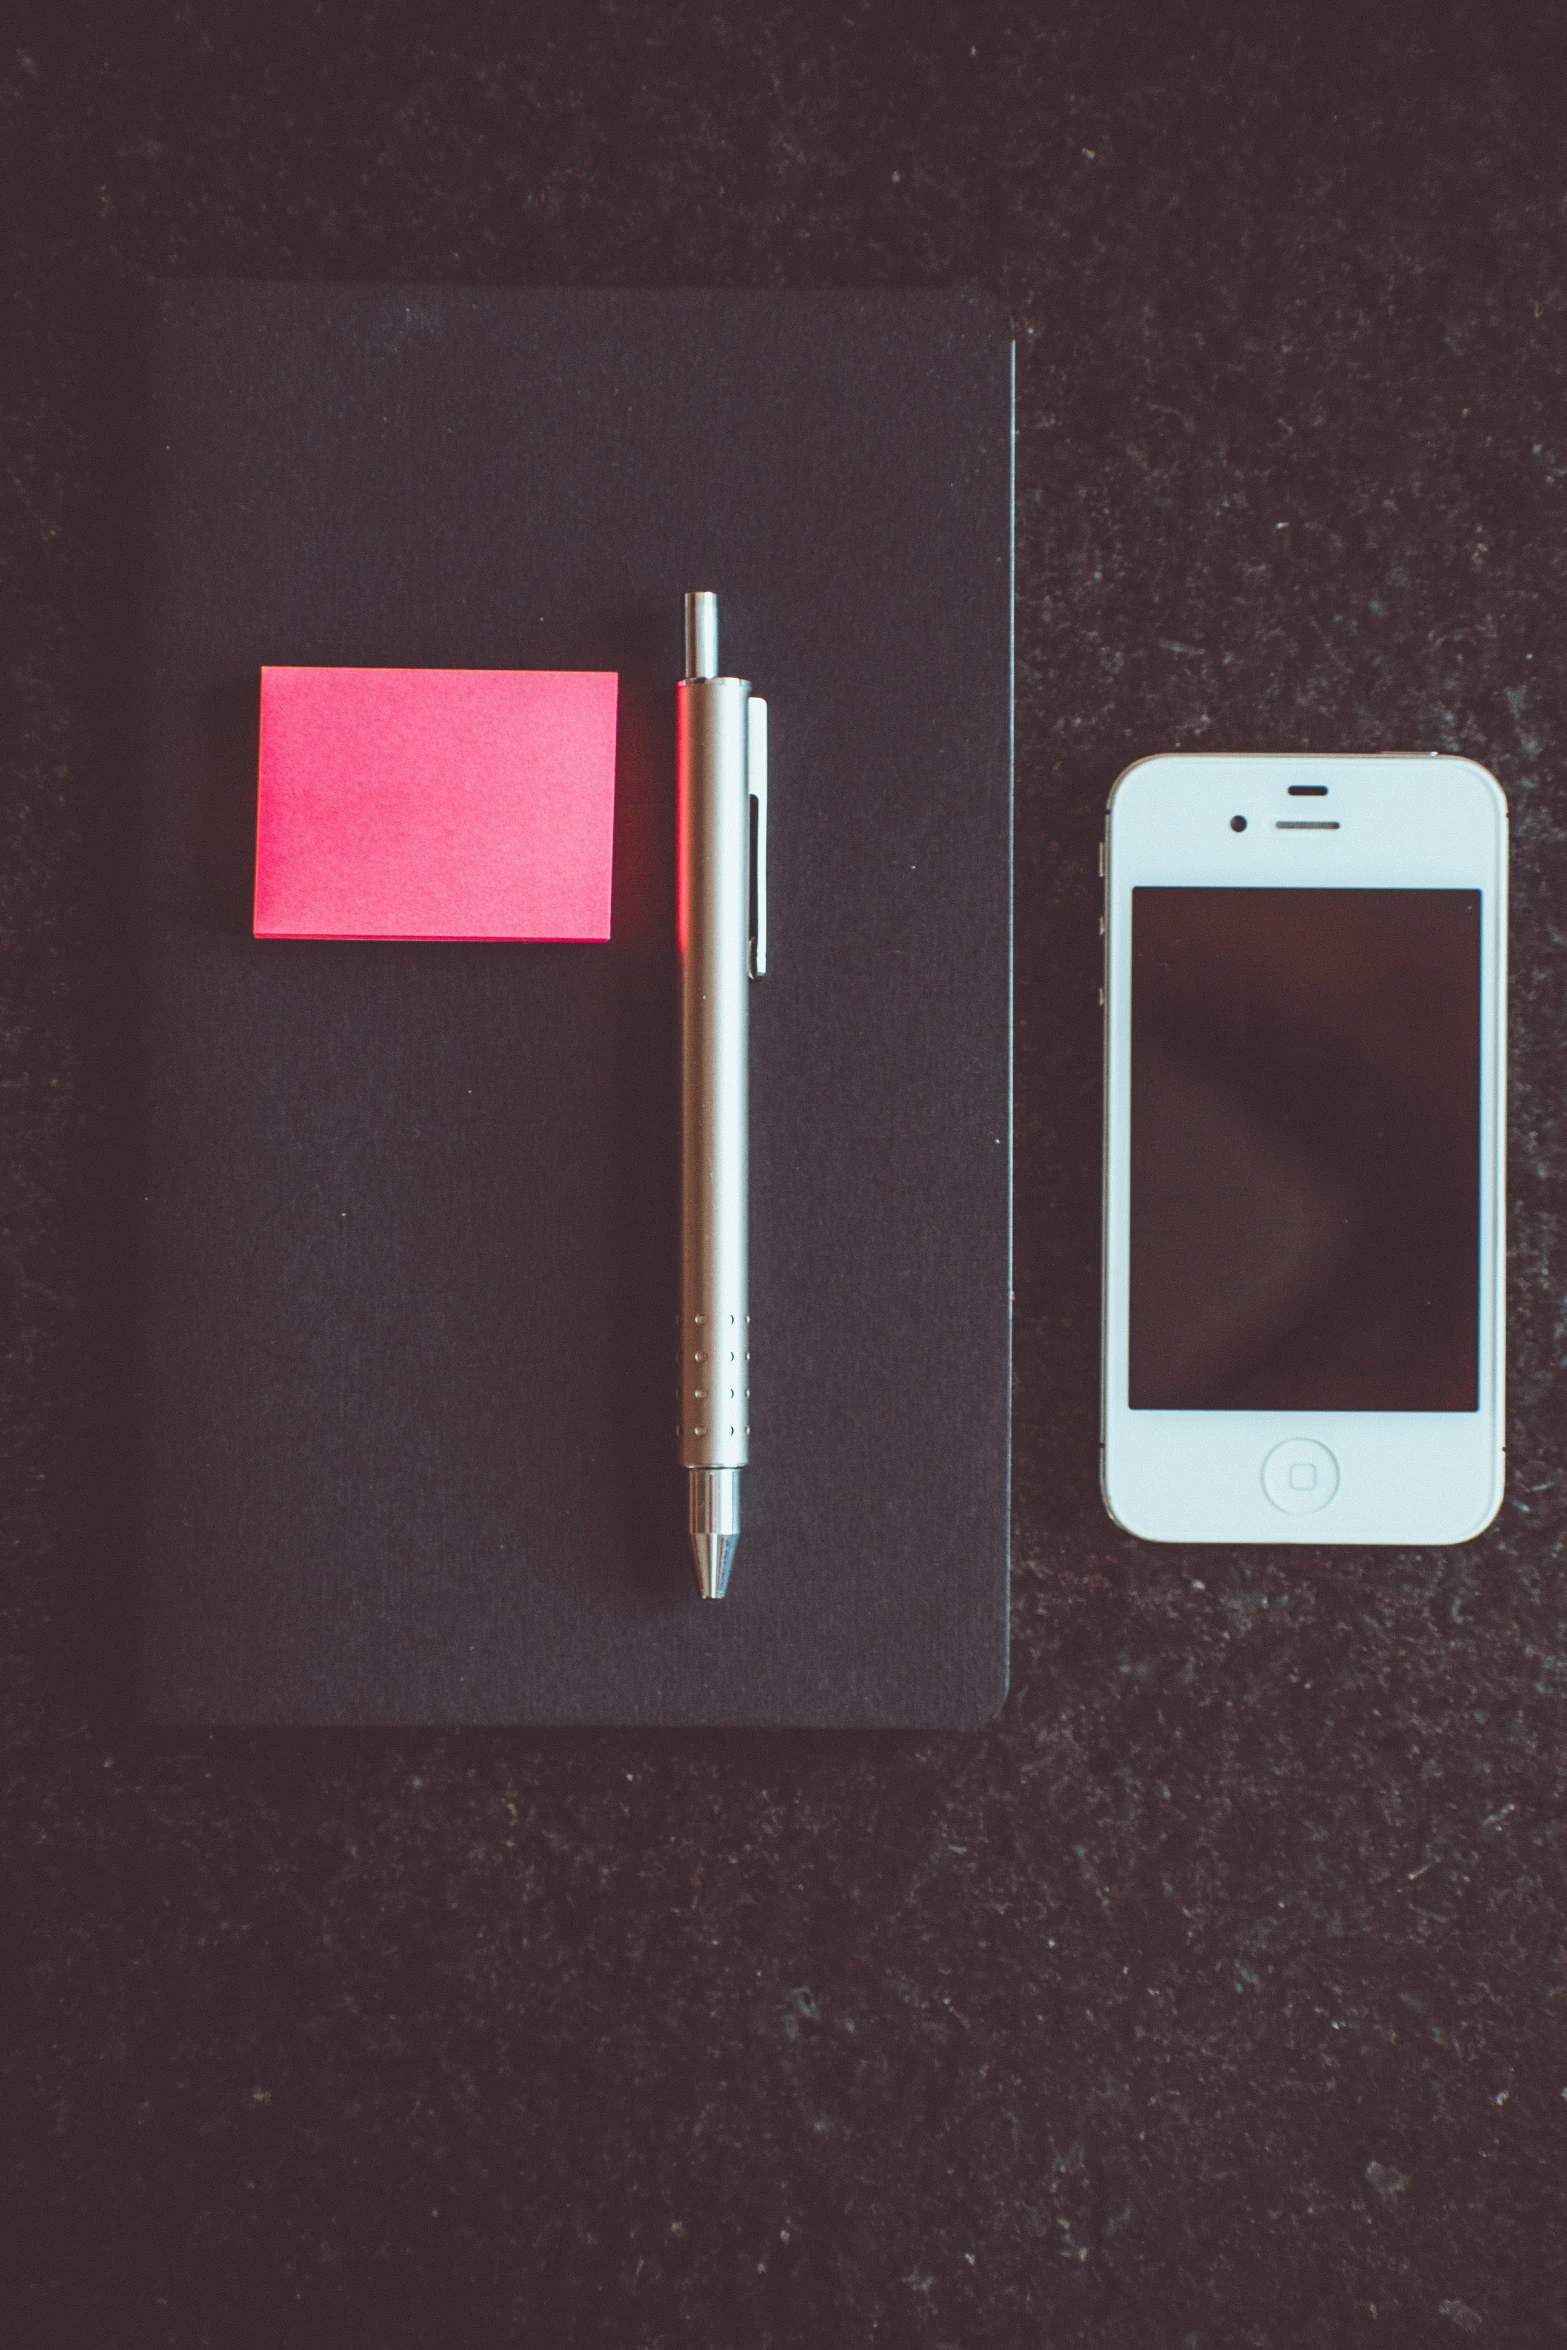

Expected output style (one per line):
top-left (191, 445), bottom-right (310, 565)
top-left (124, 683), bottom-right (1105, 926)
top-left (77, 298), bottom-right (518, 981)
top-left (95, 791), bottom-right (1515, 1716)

top-left (129, 283), bottom-right (1013, 1727)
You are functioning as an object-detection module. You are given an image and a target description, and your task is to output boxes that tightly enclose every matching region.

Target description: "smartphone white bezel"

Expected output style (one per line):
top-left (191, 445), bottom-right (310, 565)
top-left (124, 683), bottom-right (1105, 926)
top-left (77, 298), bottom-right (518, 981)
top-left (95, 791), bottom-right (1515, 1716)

top-left (1101, 753), bottom-right (1507, 1547)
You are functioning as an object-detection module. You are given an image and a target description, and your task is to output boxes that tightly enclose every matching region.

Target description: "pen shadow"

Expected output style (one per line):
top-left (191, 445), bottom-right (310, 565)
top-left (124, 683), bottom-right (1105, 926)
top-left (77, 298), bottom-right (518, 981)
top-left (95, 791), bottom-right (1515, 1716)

top-left (604, 658), bottom-right (693, 1601)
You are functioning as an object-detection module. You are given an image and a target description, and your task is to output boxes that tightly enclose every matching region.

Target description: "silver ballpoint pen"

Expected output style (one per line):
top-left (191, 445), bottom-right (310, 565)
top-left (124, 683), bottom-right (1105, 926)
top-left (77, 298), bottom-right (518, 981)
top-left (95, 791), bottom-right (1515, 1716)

top-left (676, 591), bottom-right (767, 1599)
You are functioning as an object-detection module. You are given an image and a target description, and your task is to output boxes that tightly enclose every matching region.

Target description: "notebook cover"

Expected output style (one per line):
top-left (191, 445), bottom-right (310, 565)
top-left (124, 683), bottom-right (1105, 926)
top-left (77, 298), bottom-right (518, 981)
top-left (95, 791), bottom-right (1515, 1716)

top-left (129, 282), bottom-right (1013, 1727)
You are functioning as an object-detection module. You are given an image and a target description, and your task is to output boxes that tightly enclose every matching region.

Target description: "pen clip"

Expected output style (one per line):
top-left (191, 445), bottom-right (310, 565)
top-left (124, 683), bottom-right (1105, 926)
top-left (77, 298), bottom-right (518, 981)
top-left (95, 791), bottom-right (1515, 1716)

top-left (748, 696), bottom-right (768, 979)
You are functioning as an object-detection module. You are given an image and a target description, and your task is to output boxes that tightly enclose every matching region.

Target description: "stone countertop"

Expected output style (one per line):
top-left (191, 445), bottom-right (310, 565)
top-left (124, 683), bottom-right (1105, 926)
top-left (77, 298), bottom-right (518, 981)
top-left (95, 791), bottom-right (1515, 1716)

top-left (3, 8), bottom-right (1565, 2345)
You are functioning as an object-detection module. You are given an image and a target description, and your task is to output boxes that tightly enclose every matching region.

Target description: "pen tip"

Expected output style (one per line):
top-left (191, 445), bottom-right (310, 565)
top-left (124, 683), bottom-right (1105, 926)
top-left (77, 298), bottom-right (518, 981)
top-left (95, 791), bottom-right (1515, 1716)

top-left (690, 1530), bottom-right (736, 1600)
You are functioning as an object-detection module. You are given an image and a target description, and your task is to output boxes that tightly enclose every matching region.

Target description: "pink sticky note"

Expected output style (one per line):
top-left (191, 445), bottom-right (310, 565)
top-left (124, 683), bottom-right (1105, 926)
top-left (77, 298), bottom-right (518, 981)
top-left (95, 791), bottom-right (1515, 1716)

top-left (254, 666), bottom-right (618, 941)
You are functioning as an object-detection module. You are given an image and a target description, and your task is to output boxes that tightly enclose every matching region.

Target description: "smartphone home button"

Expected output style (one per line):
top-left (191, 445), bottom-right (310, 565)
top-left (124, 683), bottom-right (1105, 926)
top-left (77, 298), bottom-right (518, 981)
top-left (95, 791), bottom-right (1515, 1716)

top-left (1262, 1439), bottom-right (1340, 1514)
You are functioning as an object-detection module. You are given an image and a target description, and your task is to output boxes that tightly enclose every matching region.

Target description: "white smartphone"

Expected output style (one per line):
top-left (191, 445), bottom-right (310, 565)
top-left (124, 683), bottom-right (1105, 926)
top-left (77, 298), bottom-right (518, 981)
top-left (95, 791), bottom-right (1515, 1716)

top-left (1101, 753), bottom-right (1507, 1545)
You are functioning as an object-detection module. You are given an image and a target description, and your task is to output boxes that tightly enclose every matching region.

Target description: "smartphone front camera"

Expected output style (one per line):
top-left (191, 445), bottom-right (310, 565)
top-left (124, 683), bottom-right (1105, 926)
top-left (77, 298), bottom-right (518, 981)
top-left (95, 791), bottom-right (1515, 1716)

top-left (1230, 815), bottom-right (1247, 833)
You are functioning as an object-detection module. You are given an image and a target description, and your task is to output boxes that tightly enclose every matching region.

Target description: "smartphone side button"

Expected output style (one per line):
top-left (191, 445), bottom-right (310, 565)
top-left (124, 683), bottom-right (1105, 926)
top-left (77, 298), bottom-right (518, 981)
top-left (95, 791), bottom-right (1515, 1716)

top-left (1262, 1439), bottom-right (1340, 1513)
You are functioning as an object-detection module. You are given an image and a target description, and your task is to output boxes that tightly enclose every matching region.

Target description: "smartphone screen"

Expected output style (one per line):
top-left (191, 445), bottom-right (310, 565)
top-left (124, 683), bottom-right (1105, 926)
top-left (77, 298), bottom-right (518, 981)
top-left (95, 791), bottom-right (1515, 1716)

top-left (1129, 887), bottom-right (1481, 1412)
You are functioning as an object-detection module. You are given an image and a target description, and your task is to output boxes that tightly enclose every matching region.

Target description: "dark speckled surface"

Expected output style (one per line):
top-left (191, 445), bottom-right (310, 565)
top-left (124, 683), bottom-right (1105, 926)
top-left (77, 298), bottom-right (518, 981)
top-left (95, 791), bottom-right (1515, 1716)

top-left (4, 6), bottom-right (1567, 2344)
